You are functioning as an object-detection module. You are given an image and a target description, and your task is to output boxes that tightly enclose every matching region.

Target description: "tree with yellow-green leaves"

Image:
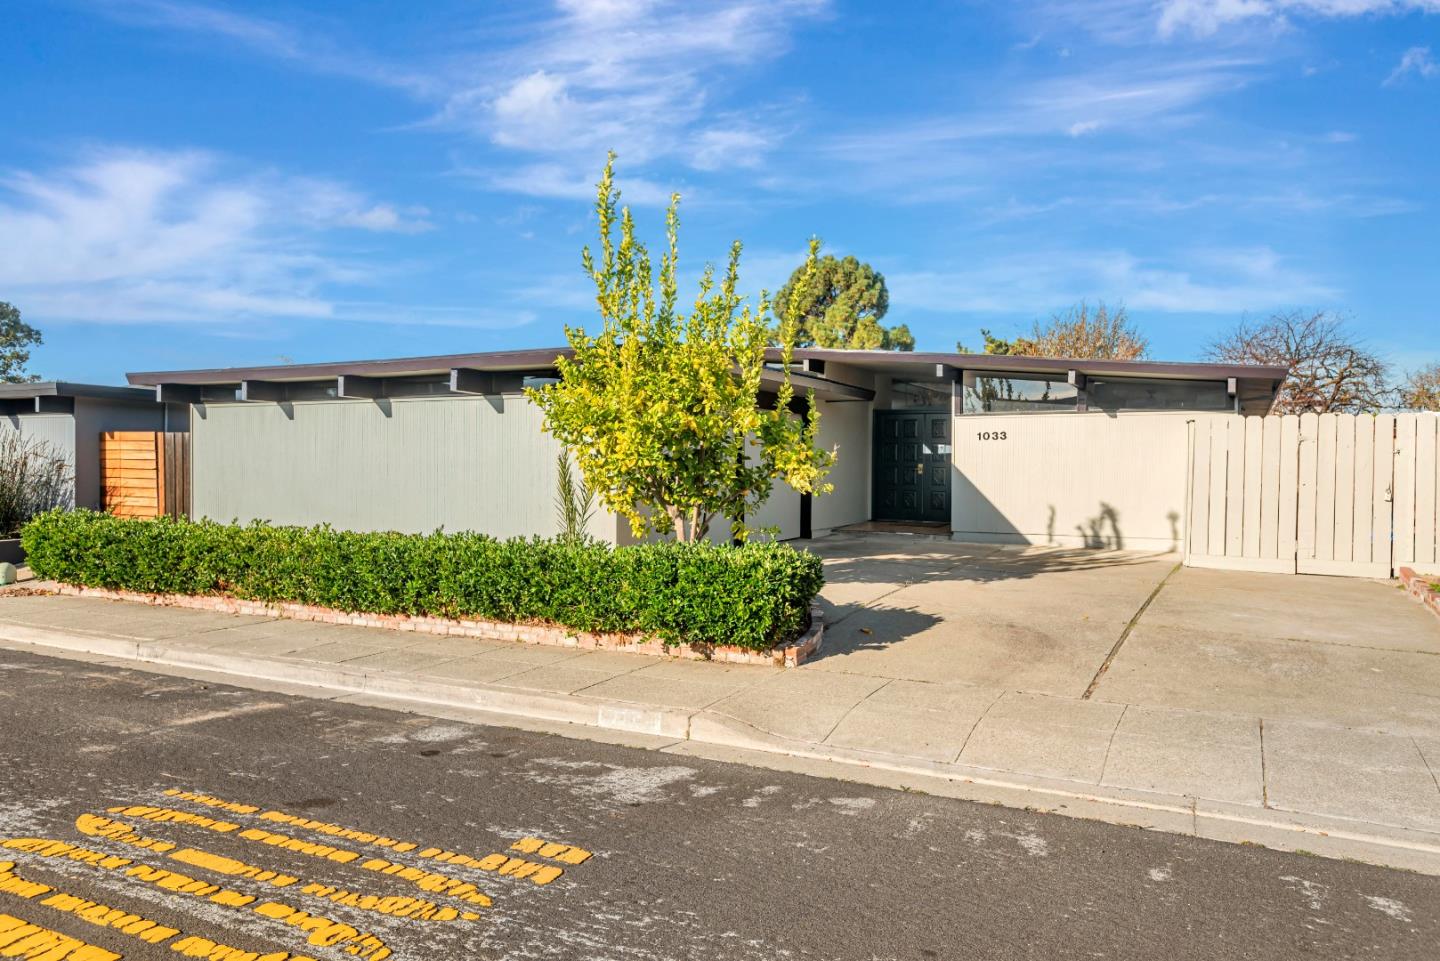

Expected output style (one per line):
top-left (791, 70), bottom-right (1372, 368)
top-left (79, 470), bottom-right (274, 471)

top-left (526, 155), bottom-right (835, 543)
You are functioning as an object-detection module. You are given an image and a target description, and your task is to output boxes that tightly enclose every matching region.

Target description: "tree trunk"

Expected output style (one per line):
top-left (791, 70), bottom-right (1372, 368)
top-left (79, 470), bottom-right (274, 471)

top-left (668, 506), bottom-right (689, 542)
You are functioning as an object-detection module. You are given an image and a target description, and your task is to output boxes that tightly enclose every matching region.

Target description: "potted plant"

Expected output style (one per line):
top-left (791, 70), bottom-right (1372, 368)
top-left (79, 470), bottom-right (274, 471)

top-left (0, 432), bottom-right (72, 565)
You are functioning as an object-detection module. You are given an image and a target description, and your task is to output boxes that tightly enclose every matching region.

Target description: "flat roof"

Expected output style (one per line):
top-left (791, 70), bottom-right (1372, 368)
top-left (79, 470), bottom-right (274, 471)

top-left (781, 348), bottom-right (1288, 383)
top-left (0, 381), bottom-right (159, 403)
top-left (127, 348), bottom-right (573, 386)
top-left (128, 346), bottom-right (1287, 388)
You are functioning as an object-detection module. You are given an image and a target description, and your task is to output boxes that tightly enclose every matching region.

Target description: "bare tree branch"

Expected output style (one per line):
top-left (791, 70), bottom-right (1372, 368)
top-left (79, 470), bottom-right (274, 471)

top-left (1205, 310), bottom-right (1393, 414)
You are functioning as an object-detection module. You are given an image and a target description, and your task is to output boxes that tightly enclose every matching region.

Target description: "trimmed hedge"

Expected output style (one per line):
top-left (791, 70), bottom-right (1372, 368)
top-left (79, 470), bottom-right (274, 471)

top-left (20, 510), bottom-right (824, 651)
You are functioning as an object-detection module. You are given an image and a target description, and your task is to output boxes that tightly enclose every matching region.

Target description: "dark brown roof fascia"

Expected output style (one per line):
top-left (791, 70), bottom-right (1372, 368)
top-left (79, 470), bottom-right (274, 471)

top-left (127, 347), bottom-right (576, 387)
top-left (768, 348), bottom-right (1289, 383)
top-left (0, 381), bottom-right (160, 403)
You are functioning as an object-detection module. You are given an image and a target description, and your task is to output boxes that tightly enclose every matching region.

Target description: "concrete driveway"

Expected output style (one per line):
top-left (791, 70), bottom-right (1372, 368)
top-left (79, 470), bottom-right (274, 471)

top-left (800, 532), bottom-right (1440, 835)
top-left (807, 533), bottom-right (1440, 729)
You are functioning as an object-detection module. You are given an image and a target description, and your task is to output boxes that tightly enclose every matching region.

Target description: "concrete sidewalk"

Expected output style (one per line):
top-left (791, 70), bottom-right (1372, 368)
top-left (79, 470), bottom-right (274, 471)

top-left (3, 582), bottom-right (1439, 874)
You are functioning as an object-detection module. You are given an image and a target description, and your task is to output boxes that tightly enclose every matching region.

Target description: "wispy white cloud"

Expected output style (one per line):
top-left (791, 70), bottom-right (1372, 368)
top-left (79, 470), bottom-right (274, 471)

top-left (472, 161), bottom-right (676, 204)
top-left (889, 246), bottom-right (1339, 315)
top-left (92, 0), bottom-right (827, 199)
top-left (91, 0), bottom-right (435, 93)
top-left (1157, 0), bottom-right (1440, 39)
top-left (431, 0), bottom-right (825, 194)
top-left (806, 57), bottom-right (1256, 198)
top-left (1385, 46), bottom-right (1438, 84)
top-left (0, 149), bottom-right (434, 325)
top-left (1028, 0), bottom-right (1439, 43)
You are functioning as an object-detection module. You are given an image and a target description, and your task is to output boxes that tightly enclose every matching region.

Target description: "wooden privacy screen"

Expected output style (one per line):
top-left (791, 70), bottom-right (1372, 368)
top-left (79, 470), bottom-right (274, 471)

top-left (1186, 413), bottom-right (1440, 578)
top-left (100, 431), bottom-right (191, 519)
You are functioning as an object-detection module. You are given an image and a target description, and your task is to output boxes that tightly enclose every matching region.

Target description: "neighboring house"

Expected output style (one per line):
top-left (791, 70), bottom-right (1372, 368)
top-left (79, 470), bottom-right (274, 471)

top-left (125, 348), bottom-right (1285, 552)
top-left (0, 381), bottom-right (187, 512)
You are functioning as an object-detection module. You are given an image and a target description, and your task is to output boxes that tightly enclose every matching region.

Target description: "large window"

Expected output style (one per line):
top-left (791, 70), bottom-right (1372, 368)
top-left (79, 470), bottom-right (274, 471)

top-left (963, 374), bottom-right (1078, 414)
top-left (1088, 377), bottom-right (1230, 412)
top-left (888, 379), bottom-right (952, 409)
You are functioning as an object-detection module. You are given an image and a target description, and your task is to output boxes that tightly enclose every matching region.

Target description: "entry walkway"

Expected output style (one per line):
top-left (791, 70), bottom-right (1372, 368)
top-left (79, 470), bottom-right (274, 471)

top-left (2, 534), bottom-right (1439, 872)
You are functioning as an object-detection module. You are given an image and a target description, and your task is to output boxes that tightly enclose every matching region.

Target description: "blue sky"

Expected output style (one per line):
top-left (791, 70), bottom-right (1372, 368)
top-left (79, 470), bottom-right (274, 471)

top-left (3, 0), bottom-right (1438, 384)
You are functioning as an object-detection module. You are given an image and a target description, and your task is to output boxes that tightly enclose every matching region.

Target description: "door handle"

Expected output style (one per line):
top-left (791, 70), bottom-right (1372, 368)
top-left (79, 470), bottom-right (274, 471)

top-left (915, 463), bottom-right (924, 475)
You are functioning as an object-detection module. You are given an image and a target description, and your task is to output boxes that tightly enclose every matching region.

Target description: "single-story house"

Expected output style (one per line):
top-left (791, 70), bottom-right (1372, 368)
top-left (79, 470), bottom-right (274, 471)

top-left (125, 348), bottom-right (1285, 552)
top-left (1, 381), bottom-right (187, 512)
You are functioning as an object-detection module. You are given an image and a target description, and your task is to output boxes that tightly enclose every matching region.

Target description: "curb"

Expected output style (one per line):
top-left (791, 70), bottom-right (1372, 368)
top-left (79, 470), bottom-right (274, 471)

top-left (1398, 567), bottom-right (1440, 622)
top-left (3, 622), bottom-right (1439, 875)
top-left (30, 582), bottom-right (827, 668)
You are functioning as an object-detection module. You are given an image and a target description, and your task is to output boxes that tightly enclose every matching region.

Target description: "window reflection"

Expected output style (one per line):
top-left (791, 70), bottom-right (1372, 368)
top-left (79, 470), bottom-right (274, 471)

top-left (963, 375), bottom-right (1078, 414)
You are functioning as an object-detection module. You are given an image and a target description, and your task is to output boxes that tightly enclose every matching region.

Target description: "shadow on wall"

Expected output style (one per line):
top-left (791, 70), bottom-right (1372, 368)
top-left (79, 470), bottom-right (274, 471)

top-left (1076, 502), bottom-right (1122, 549)
top-left (956, 465), bottom-right (1182, 552)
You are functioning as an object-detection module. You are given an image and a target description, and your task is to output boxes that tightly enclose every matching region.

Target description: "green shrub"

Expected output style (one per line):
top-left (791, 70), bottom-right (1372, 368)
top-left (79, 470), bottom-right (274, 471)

top-left (20, 510), bottom-right (824, 651)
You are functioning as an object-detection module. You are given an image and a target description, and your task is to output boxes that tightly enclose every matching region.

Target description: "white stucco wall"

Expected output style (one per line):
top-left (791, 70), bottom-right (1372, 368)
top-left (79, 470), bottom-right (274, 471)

top-left (950, 411), bottom-right (1225, 551)
top-left (811, 397), bottom-right (872, 534)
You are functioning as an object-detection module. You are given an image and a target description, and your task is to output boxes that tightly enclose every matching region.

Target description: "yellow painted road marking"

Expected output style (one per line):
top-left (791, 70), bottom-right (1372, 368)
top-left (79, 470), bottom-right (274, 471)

top-left (508, 838), bottom-right (592, 865)
top-left (1, 862), bottom-right (176, 946)
top-left (165, 790), bottom-right (587, 884)
top-left (159, 793), bottom-right (259, 817)
top-left (0, 912), bottom-right (121, 961)
top-left (233, 830), bottom-right (359, 865)
top-left (103, 809), bottom-right (238, 835)
top-left (16, 787), bottom-right (600, 959)
top-left (250, 904), bottom-right (388, 960)
top-left (74, 815), bottom-right (174, 854)
top-left (167, 849), bottom-right (296, 888)
top-left (3, 862), bottom-right (334, 961)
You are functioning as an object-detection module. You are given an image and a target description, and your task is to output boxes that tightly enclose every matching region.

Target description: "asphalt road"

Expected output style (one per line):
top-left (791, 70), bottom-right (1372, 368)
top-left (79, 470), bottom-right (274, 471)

top-left (0, 648), bottom-right (1435, 961)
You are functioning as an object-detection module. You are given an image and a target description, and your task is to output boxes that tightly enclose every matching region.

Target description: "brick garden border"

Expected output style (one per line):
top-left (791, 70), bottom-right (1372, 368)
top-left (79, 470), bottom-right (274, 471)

top-left (28, 581), bottom-right (825, 668)
top-left (1398, 567), bottom-right (1440, 623)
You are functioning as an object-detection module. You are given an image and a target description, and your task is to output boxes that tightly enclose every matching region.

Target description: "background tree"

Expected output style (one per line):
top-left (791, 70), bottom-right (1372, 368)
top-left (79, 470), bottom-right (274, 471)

top-left (1205, 310), bottom-right (1391, 414)
top-left (1400, 362), bottom-right (1440, 411)
top-left (1, 302), bottom-right (42, 383)
top-left (955, 328), bottom-right (1024, 355)
top-left (527, 155), bottom-right (834, 543)
top-left (957, 302), bottom-right (1146, 360)
top-left (774, 254), bottom-right (913, 351)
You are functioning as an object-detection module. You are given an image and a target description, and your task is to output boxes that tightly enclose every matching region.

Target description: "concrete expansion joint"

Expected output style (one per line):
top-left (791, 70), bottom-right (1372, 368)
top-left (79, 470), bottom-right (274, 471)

top-left (1081, 561), bottom-right (1179, 701)
top-left (1259, 718), bottom-right (1270, 810)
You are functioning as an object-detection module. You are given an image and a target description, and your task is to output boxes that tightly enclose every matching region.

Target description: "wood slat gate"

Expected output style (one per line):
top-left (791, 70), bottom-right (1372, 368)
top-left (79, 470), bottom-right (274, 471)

top-left (100, 431), bottom-right (191, 519)
top-left (1186, 413), bottom-right (1440, 577)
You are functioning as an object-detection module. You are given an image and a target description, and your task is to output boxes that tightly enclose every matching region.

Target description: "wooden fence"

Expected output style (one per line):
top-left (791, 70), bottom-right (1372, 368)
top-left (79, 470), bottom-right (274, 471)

top-left (100, 431), bottom-right (191, 519)
top-left (1185, 413), bottom-right (1440, 577)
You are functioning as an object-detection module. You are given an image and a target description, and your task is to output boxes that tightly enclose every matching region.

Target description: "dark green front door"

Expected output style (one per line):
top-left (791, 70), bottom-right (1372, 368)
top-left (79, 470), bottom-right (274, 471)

top-left (873, 411), bottom-right (951, 523)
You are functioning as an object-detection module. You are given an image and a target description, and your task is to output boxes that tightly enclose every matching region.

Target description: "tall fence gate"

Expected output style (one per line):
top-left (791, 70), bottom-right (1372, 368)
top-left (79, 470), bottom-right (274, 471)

top-left (100, 431), bottom-right (191, 520)
top-left (1185, 413), bottom-right (1440, 578)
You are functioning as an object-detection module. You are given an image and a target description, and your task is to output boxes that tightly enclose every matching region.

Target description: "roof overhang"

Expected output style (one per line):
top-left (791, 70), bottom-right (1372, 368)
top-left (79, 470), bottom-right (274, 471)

top-left (767, 348), bottom-right (1289, 385)
top-left (127, 346), bottom-right (877, 405)
top-left (0, 382), bottom-right (161, 413)
top-left (127, 348), bottom-right (576, 387)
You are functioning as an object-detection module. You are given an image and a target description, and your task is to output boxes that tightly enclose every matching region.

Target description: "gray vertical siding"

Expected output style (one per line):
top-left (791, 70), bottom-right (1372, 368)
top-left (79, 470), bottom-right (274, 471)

top-left (191, 395), bottom-right (618, 541)
top-left (1, 413), bottom-right (78, 508)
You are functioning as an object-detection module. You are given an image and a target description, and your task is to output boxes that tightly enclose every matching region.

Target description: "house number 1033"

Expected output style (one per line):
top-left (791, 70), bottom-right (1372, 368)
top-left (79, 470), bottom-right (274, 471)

top-left (976, 431), bottom-right (1008, 441)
